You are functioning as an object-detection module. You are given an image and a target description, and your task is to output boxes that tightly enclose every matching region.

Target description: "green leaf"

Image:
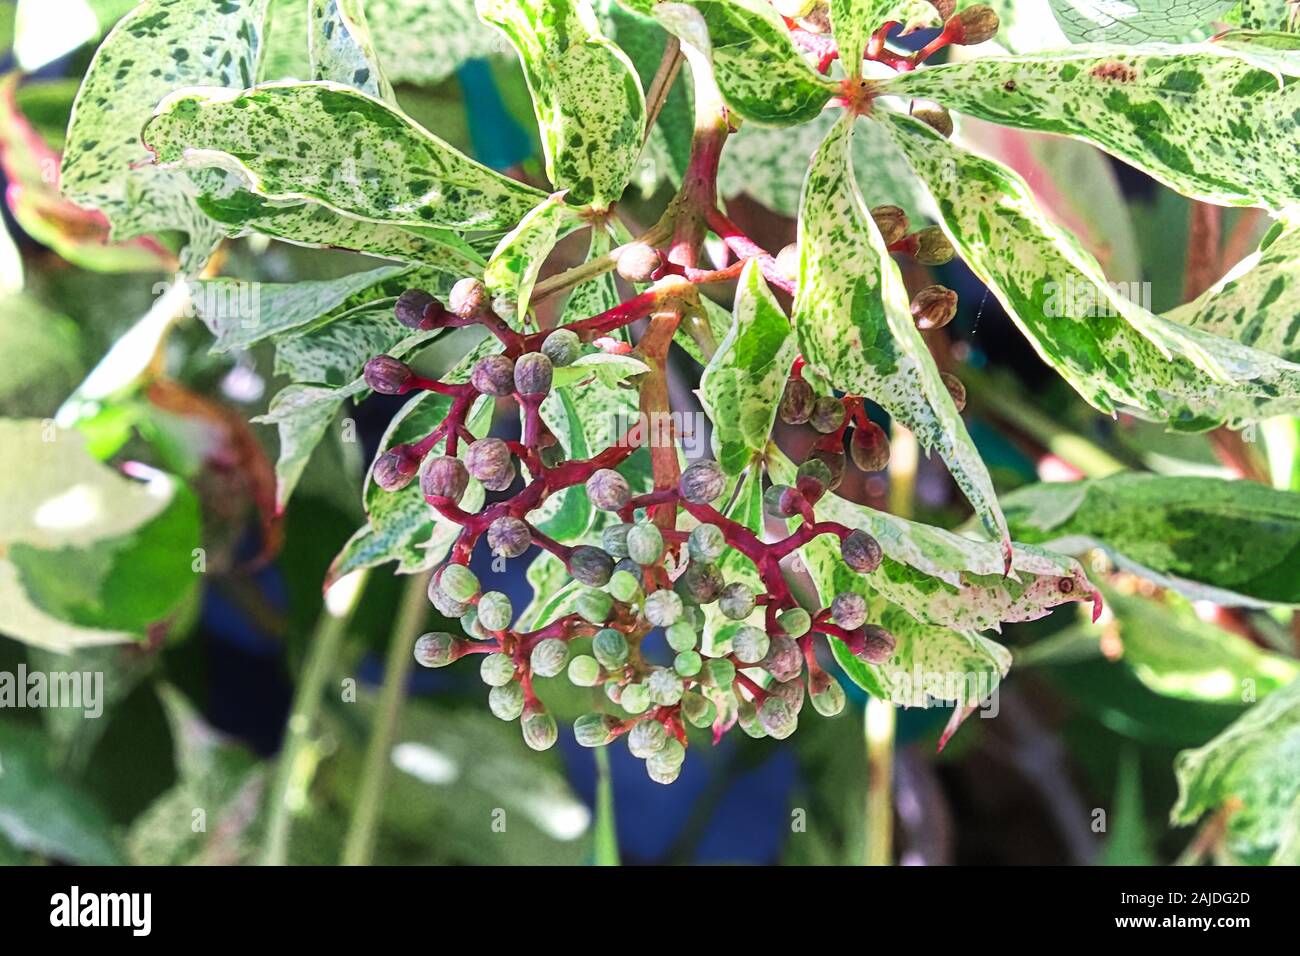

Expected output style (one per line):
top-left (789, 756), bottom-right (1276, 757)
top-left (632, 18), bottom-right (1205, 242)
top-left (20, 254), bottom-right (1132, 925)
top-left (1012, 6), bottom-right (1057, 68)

top-left (309, 0), bottom-right (395, 102)
top-left (552, 352), bottom-right (650, 390)
top-left (654, 0), bottom-right (834, 127)
top-left (61, 0), bottom-right (273, 262)
top-left (1226, 1), bottom-right (1299, 31)
top-left (1172, 676), bottom-right (1300, 863)
top-left (1166, 215), bottom-right (1300, 362)
top-left (477, 0), bottom-right (646, 208)
top-left (1047, 0), bottom-right (1232, 42)
top-left (700, 260), bottom-right (798, 475)
top-left (1001, 473), bottom-right (1300, 606)
top-left (143, 81), bottom-right (546, 231)
top-left (793, 113), bottom-right (1009, 550)
top-left (484, 194), bottom-right (583, 323)
top-left (518, 549), bottom-right (582, 630)
top-left (879, 110), bottom-right (1300, 429)
top-left (830, 0), bottom-right (894, 81)
top-left (363, 0), bottom-right (508, 87)
top-left (882, 43), bottom-right (1300, 209)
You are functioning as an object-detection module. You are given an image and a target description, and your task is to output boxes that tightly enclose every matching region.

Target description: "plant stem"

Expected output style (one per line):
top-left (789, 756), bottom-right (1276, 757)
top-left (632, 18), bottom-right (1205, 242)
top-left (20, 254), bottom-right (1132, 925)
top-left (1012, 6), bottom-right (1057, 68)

top-left (865, 696), bottom-right (896, 866)
top-left (262, 570), bottom-right (369, 866)
top-left (593, 747), bottom-right (621, 866)
top-left (641, 37), bottom-right (683, 149)
top-left (342, 568), bottom-right (433, 866)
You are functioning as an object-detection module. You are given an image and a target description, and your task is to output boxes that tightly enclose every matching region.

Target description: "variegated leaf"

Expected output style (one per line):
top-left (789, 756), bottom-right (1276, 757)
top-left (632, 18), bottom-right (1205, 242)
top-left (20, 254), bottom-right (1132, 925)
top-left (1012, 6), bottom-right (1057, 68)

top-left (1047, 0), bottom-right (1232, 42)
top-left (274, 299), bottom-right (449, 386)
top-left (700, 260), bottom-right (798, 476)
top-left (61, 0), bottom-right (273, 264)
top-left (878, 110), bottom-right (1300, 428)
top-left (477, 0), bottom-right (646, 208)
top-left (1226, 0), bottom-right (1300, 31)
top-left (483, 193), bottom-right (584, 324)
top-left (309, 0), bottom-right (395, 101)
top-left (881, 43), bottom-right (1300, 209)
top-left (143, 81), bottom-right (546, 231)
top-left (793, 113), bottom-right (1010, 551)
top-left (830, 0), bottom-right (894, 81)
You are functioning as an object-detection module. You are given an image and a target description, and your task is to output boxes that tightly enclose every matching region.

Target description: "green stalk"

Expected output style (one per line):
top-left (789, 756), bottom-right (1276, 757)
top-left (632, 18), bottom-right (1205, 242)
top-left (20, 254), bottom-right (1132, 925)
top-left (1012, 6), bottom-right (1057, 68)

top-left (341, 568), bottom-right (433, 866)
top-left (593, 747), bottom-right (621, 866)
top-left (262, 570), bottom-right (369, 866)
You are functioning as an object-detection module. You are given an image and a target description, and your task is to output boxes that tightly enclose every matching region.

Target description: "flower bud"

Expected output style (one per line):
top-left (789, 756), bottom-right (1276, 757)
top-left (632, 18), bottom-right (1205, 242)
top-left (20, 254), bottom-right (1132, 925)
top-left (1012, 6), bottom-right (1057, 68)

top-left (488, 682), bottom-right (525, 720)
top-left (914, 225), bottom-right (955, 265)
top-left (372, 445), bottom-right (421, 492)
top-left (363, 355), bottom-right (414, 395)
top-left (465, 437), bottom-right (514, 489)
top-left (644, 589), bottom-right (684, 627)
top-left (763, 484), bottom-right (800, 519)
top-left (470, 354), bottom-right (516, 396)
top-left (666, 620), bottom-right (698, 653)
top-left (810, 671), bottom-right (847, 717)
top-left (487, 516), bottom-right (532, 558)
top-left (449, 277), bottom-right (488, 318)
top-left (759, 697), bottom-right (798, 739)
top-left (420, 455), bottom-right (469, 502)
top-left (521, 706), bottom-right (558, 751)
top-left (613, 557), bottom-right (641, 581)
top-left (809, 396), bottom-right (846, 434)
top-left (857, 623), bottom-right (897, 664)
top-left (462, 609), bottom-right (488, 641)
top-left (480, 652), bottom-right (516, 687)
top-left (574, 712), bottom-right (621, 747)
top-left (681, 690), bottom-right (717, 729)
top-left (773, 677), bottom-right (805, 714)
top-left (928, 0), bottom-right (956, 18)
top-left (647, 667), bottom-right (684, 706)
top-left (604, 682), bottom-right (623, 705)
top-left (586, 468), bottom-right (631, 511)
top-left (778, 607), bottom-right (811, 638)
top-left (674, 650), bottom-right (702, 677)
top-left (949, 4), bottom-right (999, 45)
top-left (646, 738), bottom-right (685, 784)
top-left (427, 577), bottom-right (470, 617)
top-left (941, 371), bottom-right (967, 412)
top-left (911, 284), bottom-right (958, 331)
top-left (687, 523), bottom-right (726, 563)
top-left (514, 351), bottom-right (553, 396)
top-left (570, 545), bottom-right (615, 587)
top-left (477, 591), bottom-right (514, 632)
top-left (530, 637), bottom-right (569, 678)
top-left (592, 628), bottom-right (629, 670)
top-left (608, 569), bottom-right (643, 604)
top-left (704, 658), bottom-right (736, 688)
top-left (601, 523), bottom-right (631, 558)
top-left (626, 521), bottom-right (665, 566)
top-left (438, 563), bottom-right (480, 603)
top-left (395, 289), bottom-right (441, 330)
top-left (831, 592), bottom-right (869, 630)
top-left (812, 449), bottom-right (846, 490)
top-left (870, 205), bottom-right (909, 246)
top-left (913, 106), bottom-right (954, 138)
top-left (568, 654), bottom-right (602, 687)
top-left (762, 633), bottom-right (803, 682)
top-left (796, 458), bottom-right (832, 503)
top-left (620, 682), bottom-right (651, 715)
top-left (737, 699), bottom-right (766, 738)
top-left (775, 242), bottom-right (800, 283)
top-left (675, 560), bottom-right (724, 605)
top-left (577, 588), bottom-right (614, 625)
top-left (719, 582), bottom-right (756, 621)
top-left (529, 329), bottom-right (576, 370)
top-left (849, 420), bottom-right (891, 472)
top-left (778, 377), bottom-right (816, 425)
top-left (841, 529), bottom-right (883, 573)
top-left (616, 242), bottom-right (662, 283)
top-left (627, 719), bottom-right (667, 758)
top-left (679, 460), bottom-right (727, 504)
top-left (733, 625), bottom-right (770, 664)
top-left (414, 632), bottom-right (459, 668)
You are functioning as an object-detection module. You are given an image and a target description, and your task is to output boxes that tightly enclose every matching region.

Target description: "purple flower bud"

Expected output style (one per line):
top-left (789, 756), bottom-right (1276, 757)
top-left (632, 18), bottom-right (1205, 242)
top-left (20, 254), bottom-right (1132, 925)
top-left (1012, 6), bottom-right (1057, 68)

top-left (841, 529), bottom-right (882, 573)
top-left (372, 445), bottom-right (421, 492)
top-left (414, 632), bottom-right (460, 668)
top-left (855, 624), bottom-right (896, 664)
top-left (779, 378), bottom-right (815, 425)
top-left (674, 560), bottom-right (724, 605)
top-left (395, 289), bottom-right (443, 330)
top-left (487, 516), bottom-right (532, 558)
top-left (850, 421), bottom-right (891, 472)
top-left (464, 437), bottom-right (514, 490)
top-left (586, 468), bottom-right (631, 512)
top-left (763, 484), bottom-right (800, 519)
top-left (796, 458), bottom-right (832, 503)
top-left (420, 455), bottom-right (469, 502)
top-left (569, 546), bottom-right (615, 587)
top-left (470, 354), bottom-right (516, 396)
top-left (363, 355), bottom-right (414, 395)
top-left (449, 277), bottom-right (488, 318)
top-left (541, 328), bottom-right (582, 367)
top-left (679, 460), bottom-right (727, 504)
top-left (812, 449), bottom-right (846, 490)
top-left (809, 396), bottom-right (846, 434)
top-left (911, 284), bottom-right (958, 330)
top-left (513, 352), bottom-right (553, 396)
top-left (761, 633), bottom-right (803, 683)
top-left (830, 592), bottom-right (868, 630)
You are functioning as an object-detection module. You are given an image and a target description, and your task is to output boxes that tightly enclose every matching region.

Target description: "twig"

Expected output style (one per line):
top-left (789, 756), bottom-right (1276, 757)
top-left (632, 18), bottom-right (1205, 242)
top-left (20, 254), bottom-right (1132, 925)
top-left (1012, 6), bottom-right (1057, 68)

top-left (641, 37), bottom-right (683, 149)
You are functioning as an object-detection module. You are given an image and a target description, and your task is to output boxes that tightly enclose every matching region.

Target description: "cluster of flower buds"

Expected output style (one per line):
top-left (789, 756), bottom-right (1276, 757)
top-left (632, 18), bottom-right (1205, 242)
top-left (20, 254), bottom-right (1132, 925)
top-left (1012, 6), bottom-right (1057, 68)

top-left (369, 277), bottom-right (907, 783)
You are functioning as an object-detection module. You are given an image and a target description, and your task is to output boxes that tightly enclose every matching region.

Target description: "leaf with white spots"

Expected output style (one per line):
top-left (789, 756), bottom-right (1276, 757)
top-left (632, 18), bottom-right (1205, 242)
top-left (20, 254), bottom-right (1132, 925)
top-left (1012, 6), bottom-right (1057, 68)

top-left (1047, 0), bottom-right (1233, 42)
top-left (143, 81), bottom-right (546, 231)
top-left (483, 193), bottom-right (584, 325)
top-left (878, 110), bottom-right (1300, 429)
top-left (477, 0), bottom-right (646, 208)
top-left (793, 113), bottom-right (1009, 551)
top-left (830, 1), bottom-right (895, 80)
top-left (309, 0), bottom-right (395, 101)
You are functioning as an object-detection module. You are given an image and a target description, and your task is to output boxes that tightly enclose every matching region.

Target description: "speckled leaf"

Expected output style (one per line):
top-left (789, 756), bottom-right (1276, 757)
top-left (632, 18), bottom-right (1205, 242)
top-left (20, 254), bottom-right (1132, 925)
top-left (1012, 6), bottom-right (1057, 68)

top-left (700, 260), bottom-right (797, 476)
top-left (143, 81), bottom-right (546, 231)
top-left (552, 353), bottom-right (650, 390)
top-left (882, 43), bottom-right (1300, 209)
top-left (1226, 0), bottom-right (1300, 31)
top-left (654, 1), bottom-right (834, 127)
top-left (365, 0), bottom-right (510, 86)
top-left (477, 0), bottom-right (645, 208)
top-left (518, 550), bottom-right (582, 631)
top-left (309, 0), bottom-right (395, 101)
top-left (483, 193), bottom-right (583, 324)
top-left (1172, 676), bottom-right (1300, 864)
top-left (1047, 0), bottom-right (1231, 42)
top-left (1002, 474), bottom-right (1300, 606)
top-left (793, 113), bottom-right (1009, 550)
top-left (879, 110), bottom-right (1300, 429)
top-left (1166, 215), bottom-right (1300, 362)
top-left (830, 1), bottom-right (895, 80)
top-left (274, 300), bottom-right (448, 386)
top-left (61, 0), bottom-right (272, 262)
top-left (532, 388), bottom-right (596, 542)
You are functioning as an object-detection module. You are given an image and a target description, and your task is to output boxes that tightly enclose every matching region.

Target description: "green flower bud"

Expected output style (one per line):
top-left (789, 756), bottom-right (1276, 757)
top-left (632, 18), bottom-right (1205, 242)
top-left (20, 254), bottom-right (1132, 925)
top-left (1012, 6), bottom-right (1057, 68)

top-left (831, 592), bottom-right (869, 630)
top-left (737, 699), bottom-right (766, 738)
top-left (674, 650), bottom-right (702, 677)
top-left (592, 628), bottom-right (629, 670)
top-left (679, 460), bottom-right (727, 504)
top-left (646, 667), bottom-right (684, 706)
top-left (682, 605), bottom-right (706, 630)
top-left (428, 577), bottom-right (470, 618)
top-left (513, 351), bottom-right (553, 396)
top-left (913, 106), bottom-right (954, 138)
top-left (703, 658), bottom-right (736, 688)
top-left (469, 354), bottom-right (515, 397)
top-left (620, 682), bottom-right (651, 715)
top-left (841, 530), bottom-right (883, 573)
top-left (570, 545), bottom-right (614, 587)
top-left (681, 690), bottom-right (717, 729)
top-left (608, 569), bottom-right (642, 604)
top-left (627, 719), bottom-right (667, 758)
top-left (414, 632), bottom-right (458, 668)
top-left (604, 681), bottom-right (623, 705)
top-left (530, 637), bottom-right (569, 678)
top-left (586, 468), bottom-right (631, 511)
top-left (666, 620), bottom-right (698, 653)
top-left (613, 557), bottom-right (641, 581)
top-left (718, 582), bottom-right (756, 621)
top-left (489, 682), bottom-right (526, 721)
top-left (759, 697), bottom-right (798, 739)
top-left (914, 225), bottom-right (955, 265)
top-left (480, 652), bottom-right (516, 687)
top-left (643, 589), bottom-right (683, 627)
top-left (778, 607), bottom-right (811, 638)
top-left (773, 677), bottom-right (805, 715)
top-left (849, 420), bottom-right (891, 472)
top-left (420, 455), bottom-right (470, 502)
top-left (438, 563), bottom-right (480, 603)
top-left (486, 516), bottom-right (532, 558)
top-left (812, 449), bottom-right (846, 491)
top-left (574, 712), bottom-right (621, 747)
top-left (763, 484), bottom-right (799, 519)
top-left (733, 625), bottom-right (770, 664)
top-left (462, 609), bottom-right (487, 641)
top-left (810, 671), bottom-right (846, 717)
top-left (577, 588), bottom-right (614, 625)
top-left (568, 654), bottom-right (603, 687)
top-left (687, 523), bottom-right (726, 563)
top-left (675, 560), bottom-right (724, 605)
top-left (541, 328), bottom-right (582, 367)
top-left (477, 591), bottom-right (514, 632)
top-left (646, 738), bottom-right (686, 785)
top-left (601, 523), bottom-right (632, 558)
top-left (779, 378), bottom-right (815, 425)
top-left (762, 633), bottom-right (803, 682)
top-left (521, 706), bottom-right (558, 751)
top-left (626, 521), bottom-right (665, 566)
top-left (809, 396), bottom-right (846, 434)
